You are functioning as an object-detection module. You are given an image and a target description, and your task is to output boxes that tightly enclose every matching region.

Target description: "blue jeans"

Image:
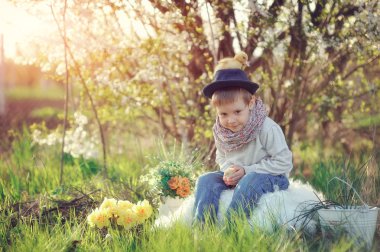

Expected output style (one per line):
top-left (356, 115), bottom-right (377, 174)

top-left (193, 171), bottom-right (289, 223)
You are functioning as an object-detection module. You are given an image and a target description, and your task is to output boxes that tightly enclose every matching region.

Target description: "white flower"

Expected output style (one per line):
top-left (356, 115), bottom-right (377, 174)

top-left (46, 133), bottom-right (58, 146)
top-left (56, 63), bottom-right (66, 75)
top-left (284, 80), bottom-right (293, 88)
top-left (74, 112), bottom-right (88, 125)
top-left (105, 233), bottom-right (112, 240)
top-left (327, 24), bottom-right (335, 35)
top-left (32, 129), bottom-right (42, 143)
top-left (253, 47), bottom-right (264, 58)
top-left (186, 100), bottom-right (194, 106)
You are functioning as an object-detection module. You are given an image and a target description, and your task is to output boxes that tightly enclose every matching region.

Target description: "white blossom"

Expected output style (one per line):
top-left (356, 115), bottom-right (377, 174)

top-left (284, 80), bottom-right (293, 88)
top-left (33, 112), bottom-right (99, 160)
top-left (74, 112), bottom-right (88, 126)
top-left (253, 46), bottom-right (264, 58)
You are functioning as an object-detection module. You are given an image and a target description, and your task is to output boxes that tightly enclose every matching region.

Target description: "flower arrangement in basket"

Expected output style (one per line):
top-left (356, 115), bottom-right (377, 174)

top-left (87, 198), bottom-right (153, 229)
top-left (141, 160), bottom-right (195, 199)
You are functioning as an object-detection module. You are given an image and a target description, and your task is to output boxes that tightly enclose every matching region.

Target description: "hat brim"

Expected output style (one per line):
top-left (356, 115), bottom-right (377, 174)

top-left (203, 80), bottom-right (259, 98)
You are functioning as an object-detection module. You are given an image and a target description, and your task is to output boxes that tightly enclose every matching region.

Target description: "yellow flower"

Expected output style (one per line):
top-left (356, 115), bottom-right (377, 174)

top-left (100, 198), bottom-right (118, 217)
top-left (117, 200), bottom-right (134, 216)
top-left (87, 211), bottom-right (97, 227)
top-left (87, 208), bottom-right (110, 228)
top-left (133, 200), bottom-right (153, 223)
top-left (118, 200), bottom-right (134, 209)
top-left (100, 198), bottom-right (117, 209)
top-left (117, 209), bottom-right (137, 228)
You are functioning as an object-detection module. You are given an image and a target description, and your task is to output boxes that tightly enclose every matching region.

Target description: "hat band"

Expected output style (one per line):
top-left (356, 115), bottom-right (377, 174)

top-left (213, 69), bottom-right (250, 82)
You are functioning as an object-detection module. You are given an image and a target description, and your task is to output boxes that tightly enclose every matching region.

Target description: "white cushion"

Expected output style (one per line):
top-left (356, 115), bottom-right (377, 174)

top-left (155, 179), bottom-right (323, 235)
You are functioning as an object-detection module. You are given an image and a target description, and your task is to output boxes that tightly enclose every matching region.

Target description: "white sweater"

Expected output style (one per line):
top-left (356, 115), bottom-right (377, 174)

top-left (215, 117), bottom-right (293, 176)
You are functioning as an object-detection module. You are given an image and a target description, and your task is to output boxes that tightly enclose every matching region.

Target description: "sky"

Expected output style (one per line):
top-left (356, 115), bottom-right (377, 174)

top-left (0, 0), bottom-right (55, 60)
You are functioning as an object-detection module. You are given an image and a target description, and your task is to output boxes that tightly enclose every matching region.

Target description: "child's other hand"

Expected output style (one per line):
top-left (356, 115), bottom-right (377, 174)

top-left (223, 165), bottom-right (245, 186)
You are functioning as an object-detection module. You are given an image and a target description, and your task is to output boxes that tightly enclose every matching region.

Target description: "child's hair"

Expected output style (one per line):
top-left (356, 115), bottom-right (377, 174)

top-left (211, 87), bottom-right (253, 107)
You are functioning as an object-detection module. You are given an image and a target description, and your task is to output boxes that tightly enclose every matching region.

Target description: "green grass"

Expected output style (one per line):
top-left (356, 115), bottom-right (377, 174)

top-left (30, 107), bottom-right (62, 118)
top-left (344, 112), bottom-right (380, 128)
top-left (5, 86), bottom-right (65, 100)
top-left (0, 210), bottom-right (360, 252)
top-left (0, 131), bottom-right (379, 251)
top-left (306, 156), bottom-right (380, 206)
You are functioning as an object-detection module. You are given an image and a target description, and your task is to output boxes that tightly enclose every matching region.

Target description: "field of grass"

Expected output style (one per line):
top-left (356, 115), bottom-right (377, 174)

top-left (0, 129), bottom-right (379, 251)
top-left (4, 86), bottom-right (65, 101)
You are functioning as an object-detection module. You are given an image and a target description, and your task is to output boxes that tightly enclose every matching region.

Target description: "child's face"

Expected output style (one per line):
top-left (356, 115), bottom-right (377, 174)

top-left (216, 96), bottom-right (255, 132)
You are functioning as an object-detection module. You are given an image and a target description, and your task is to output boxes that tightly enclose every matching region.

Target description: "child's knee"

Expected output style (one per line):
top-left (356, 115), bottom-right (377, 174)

top-left (240, 172), bottom-right (264, 185)
top-left (197, 172), bottom-right (218, 186)
top-left (239, 173), bottom-right (276, 193)
top-left (278, 175), bottom-right (289, 189)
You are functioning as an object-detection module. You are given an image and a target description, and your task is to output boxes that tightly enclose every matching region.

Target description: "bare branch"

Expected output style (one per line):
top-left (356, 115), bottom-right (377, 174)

top-left (342, 55), bottom-right (380, 80)
top-left (59, 0), bottom-right (69, 186)
top-left (51, 4), bottom-right (108, 177)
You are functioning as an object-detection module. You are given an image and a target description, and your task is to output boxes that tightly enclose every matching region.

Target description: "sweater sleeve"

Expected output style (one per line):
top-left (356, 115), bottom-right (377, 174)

top-left (243, 124), bottom-right (293, 176)
top-left (215, 145), bottom-right (232, 171)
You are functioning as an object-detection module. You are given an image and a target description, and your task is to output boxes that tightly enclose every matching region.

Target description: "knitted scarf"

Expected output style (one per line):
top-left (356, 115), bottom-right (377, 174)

top-left (213, 98), bottom-right (267, 152)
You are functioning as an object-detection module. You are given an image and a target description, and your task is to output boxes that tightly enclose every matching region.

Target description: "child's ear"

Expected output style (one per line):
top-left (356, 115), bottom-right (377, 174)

top-left (249, 95), bottom-right (256, 110)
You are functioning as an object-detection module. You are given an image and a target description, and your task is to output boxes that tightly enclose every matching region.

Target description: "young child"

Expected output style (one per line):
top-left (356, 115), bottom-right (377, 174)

top-left (193, 58), bottom-right (293, 224)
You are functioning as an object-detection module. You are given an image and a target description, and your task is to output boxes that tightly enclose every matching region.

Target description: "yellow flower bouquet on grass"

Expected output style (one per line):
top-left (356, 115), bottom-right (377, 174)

top-left (141, 160), bottom-right (195, 199)
top-left (87, 198), bottom-right (153, 229)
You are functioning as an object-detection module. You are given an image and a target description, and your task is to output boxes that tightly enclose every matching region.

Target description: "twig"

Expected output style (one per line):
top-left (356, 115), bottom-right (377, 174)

top-left (51, 4), bottom-right (108, 177)
top-left (43, 189), bottom-right (101, 215)
top-left (3, 200), bottom-right (35, 214)
top-left (342, 55), bottom-right (380, 80)
top-left (121, 181), bottom-right (144, 200)
top-left (22, 201), bottom-right (39, 216)
top-left (59, 0), bottom-right (69, 186)
top-left (205, 2), bottom-right (217, 67)
top-left (50, 189), bottom-right (101, 206)
top-left (231, 8), bottom-right (243, 51)
top-left (313, 191), bottom-right (324, 206)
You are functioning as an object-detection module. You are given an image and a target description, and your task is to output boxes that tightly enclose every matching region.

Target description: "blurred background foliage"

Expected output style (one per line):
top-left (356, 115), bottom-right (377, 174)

top-left (0, 0), bottom-right (379, 169)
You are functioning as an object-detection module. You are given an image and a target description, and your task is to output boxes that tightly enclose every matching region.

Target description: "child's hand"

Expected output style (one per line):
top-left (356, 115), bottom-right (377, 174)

top-left (223, 165), bottom-right (245, 186)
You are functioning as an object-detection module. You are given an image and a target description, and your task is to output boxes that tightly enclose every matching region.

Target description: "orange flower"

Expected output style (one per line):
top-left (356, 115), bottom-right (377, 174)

top-left (176, 185), bottom-right (191, 198)
top-left (167, 176), bottom-right (180, 189)
top-left (179, 177), bottom-right (190, 188)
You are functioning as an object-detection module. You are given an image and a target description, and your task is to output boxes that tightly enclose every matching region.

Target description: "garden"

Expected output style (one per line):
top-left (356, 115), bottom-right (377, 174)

top-left (0, 0), bottom-right (379, 251)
